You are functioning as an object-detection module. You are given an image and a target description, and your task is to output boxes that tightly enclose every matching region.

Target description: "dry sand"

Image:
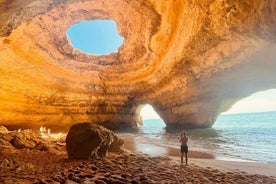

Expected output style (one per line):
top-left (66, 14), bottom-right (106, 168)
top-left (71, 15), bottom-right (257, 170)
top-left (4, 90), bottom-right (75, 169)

top-left (0, 133), bottom-right (276, 183)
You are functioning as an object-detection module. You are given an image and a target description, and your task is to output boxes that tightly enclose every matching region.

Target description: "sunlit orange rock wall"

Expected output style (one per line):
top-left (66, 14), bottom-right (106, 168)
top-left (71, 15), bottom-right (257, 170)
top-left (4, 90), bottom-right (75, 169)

top-left (1, 0), bottom-right (276, 131)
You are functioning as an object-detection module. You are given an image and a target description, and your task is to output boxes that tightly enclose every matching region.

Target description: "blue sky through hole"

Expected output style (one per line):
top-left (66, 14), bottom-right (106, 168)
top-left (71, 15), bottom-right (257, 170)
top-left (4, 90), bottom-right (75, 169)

top-left (66, 20), bottom-right (124, 55)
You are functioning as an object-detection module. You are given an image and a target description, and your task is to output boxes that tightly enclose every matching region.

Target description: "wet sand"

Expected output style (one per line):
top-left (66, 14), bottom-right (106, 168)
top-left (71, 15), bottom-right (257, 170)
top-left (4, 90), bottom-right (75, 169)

top-left (1, 132), bottom-right (276, 183)
top-left (122, 136), bottom-right (214, 159)
top-left (120, 135), bottom-right (276, 177)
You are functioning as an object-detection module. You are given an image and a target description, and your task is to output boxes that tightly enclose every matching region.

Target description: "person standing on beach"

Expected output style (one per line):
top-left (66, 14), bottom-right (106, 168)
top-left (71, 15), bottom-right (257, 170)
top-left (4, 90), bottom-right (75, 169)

top-left (179, 132), bottom-right (188, 165)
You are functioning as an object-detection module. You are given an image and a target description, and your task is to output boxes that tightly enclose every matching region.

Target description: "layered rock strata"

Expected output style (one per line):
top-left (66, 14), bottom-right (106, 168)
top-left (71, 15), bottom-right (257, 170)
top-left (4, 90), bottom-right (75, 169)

top-left (1, 0), bottom-right (276, 131)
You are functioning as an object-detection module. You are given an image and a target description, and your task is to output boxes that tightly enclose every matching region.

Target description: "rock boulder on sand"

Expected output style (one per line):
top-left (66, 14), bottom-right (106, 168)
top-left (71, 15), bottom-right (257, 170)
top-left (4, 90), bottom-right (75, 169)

top-left (0, 126), bottom-right (12, 147)
top-left (0, 126), bottom-right (43, 149)
top-left (66, 123), bottom-right (124, 159)
top-left (11, 129), bottom-right (43, 149)
top-left (0, 126), bottom-right (9, 133)
top-left (0, 126), bottom-right (60, 151)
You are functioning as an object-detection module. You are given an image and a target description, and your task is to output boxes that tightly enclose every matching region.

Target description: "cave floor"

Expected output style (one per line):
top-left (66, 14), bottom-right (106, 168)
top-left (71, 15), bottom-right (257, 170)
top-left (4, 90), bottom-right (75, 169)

top-left (1, 143), bottom-right (276, 184)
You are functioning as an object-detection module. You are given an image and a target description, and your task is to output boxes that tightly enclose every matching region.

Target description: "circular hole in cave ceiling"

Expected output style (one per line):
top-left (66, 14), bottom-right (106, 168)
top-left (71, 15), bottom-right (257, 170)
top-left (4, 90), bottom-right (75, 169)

top-left (66, 20), bottom-right (124, 55)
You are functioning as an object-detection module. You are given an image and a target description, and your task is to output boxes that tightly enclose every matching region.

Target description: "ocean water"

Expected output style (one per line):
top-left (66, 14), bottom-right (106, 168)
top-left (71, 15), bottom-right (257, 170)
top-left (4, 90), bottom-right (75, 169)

top-left (121, 111), bottom-right (276, 163)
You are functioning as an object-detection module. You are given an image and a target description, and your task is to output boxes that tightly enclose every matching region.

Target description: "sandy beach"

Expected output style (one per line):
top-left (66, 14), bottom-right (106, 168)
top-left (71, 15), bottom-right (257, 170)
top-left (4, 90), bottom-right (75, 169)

top-left (120, 135), bottom-right (276, 177)
top-left (1, 132), bottom-right (276, 183)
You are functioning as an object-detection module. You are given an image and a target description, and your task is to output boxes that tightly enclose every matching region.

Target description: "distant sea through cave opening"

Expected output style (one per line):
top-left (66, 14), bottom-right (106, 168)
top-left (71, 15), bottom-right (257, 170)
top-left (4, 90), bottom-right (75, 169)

top-left (219, 89), bottom-right (276, 115)
top-left (212, 89), bottom-right (276, 163)
top-left (139, 104), bottom-right (166, 135)
top-left (66, 20), bottom-right (124, 55)
top-left (139, 104), bottom-right (162, 121)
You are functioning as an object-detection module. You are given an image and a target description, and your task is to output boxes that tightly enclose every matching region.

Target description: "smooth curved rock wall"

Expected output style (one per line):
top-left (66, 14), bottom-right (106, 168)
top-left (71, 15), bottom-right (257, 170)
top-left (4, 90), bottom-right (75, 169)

top-left (1, 0), bottom-right (276, 131)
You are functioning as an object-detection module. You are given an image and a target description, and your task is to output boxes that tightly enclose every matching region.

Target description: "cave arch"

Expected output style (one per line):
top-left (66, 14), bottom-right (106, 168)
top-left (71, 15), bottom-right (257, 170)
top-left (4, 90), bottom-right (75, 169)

top-left (212, 88), bottom-right (276, 129)
top-left (138, 104), bottom-right (166, 133)
top-left (139, 104), bottom-right (162, 121)
top-left (1, 1), bottom-right (276, 131)
top-left (221, 89), bottom-right (276, 115)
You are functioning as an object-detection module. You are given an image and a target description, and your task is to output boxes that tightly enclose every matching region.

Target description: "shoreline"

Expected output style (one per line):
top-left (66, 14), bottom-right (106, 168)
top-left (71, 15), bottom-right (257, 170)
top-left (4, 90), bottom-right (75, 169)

top-left (121, 135), bottom-right (215, 159)
top-left (119, 134), bottom-right (276, 177)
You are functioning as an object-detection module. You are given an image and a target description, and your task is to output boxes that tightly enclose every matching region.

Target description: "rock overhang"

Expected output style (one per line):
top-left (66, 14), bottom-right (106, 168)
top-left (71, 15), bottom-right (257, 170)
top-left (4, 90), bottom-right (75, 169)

top-left (1, 0), bottom-right (276, 132)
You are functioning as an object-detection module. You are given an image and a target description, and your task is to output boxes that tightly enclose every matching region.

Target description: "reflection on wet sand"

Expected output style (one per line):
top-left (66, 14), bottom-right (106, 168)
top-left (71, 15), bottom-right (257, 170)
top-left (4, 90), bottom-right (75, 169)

top-left (121, 136), bottom-right (214, 159)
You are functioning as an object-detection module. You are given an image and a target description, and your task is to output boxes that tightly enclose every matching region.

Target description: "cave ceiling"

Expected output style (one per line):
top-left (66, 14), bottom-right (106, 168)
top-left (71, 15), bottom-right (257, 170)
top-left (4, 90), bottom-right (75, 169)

top-left (1, 0), bottom-right (276, 131)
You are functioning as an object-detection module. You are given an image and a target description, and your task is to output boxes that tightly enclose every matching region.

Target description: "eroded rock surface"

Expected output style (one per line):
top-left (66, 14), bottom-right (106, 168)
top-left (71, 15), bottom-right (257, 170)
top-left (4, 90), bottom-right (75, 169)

top-left (66, 123), bottom-right (124, 159)
top-left (1, 1), bottom-right (276, 130)
top-left (0, 127), bottom-right (64, 152)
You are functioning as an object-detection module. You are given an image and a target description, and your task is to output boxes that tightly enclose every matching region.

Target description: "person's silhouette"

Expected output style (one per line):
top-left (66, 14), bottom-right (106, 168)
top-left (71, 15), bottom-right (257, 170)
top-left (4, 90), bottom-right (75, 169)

top-left (179, 132), bottom-right (188, 165)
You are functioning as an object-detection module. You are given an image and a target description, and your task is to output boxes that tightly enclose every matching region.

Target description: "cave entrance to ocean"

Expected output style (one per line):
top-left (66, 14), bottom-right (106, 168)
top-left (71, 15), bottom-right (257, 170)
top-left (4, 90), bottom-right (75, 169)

top-left (66, 20), bottom-right (124, 55)
top-left (219, 89), bottom-right (276, 115)
top-left (214, 88), bottom-right (276, 130)
top-left (139, 104), bottom-right (166, 135)
top-left (212, 89), bottom-right (276, 163)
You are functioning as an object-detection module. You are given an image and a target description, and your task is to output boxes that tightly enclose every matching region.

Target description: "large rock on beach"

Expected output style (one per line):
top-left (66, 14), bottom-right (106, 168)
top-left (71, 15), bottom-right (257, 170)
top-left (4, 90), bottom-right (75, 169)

top-left (66, 123), bottom-right (124, 159)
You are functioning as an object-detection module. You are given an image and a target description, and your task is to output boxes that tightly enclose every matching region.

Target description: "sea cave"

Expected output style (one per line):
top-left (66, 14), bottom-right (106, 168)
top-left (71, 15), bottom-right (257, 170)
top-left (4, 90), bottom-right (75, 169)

top-left (1, 1), bottom-right (276, 183)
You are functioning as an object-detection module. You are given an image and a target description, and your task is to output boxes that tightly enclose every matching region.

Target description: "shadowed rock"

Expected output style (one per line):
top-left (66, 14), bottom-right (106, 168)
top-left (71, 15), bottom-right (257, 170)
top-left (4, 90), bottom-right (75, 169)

top-left (66, 123), bottom-right (124, 159)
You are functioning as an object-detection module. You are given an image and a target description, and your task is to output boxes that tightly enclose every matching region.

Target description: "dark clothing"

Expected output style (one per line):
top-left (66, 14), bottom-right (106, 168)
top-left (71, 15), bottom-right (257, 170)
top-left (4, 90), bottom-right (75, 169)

top-left (181, 145), bottom-right (188, 153)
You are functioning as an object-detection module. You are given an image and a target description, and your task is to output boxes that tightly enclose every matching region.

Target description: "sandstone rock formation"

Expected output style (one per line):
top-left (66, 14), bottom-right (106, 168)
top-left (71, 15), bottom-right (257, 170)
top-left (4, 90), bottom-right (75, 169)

top-left (66, 123), bottom-right (124, 159)
top-left (1, 0), bottom-right (276, 130)
top-left (0, 127), bottom-right (62, 151)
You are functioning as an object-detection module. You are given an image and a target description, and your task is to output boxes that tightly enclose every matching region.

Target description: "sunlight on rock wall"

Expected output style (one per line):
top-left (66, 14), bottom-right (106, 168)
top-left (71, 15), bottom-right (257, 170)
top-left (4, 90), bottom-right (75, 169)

top-left (1, 0), bottom-right (276, 131)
